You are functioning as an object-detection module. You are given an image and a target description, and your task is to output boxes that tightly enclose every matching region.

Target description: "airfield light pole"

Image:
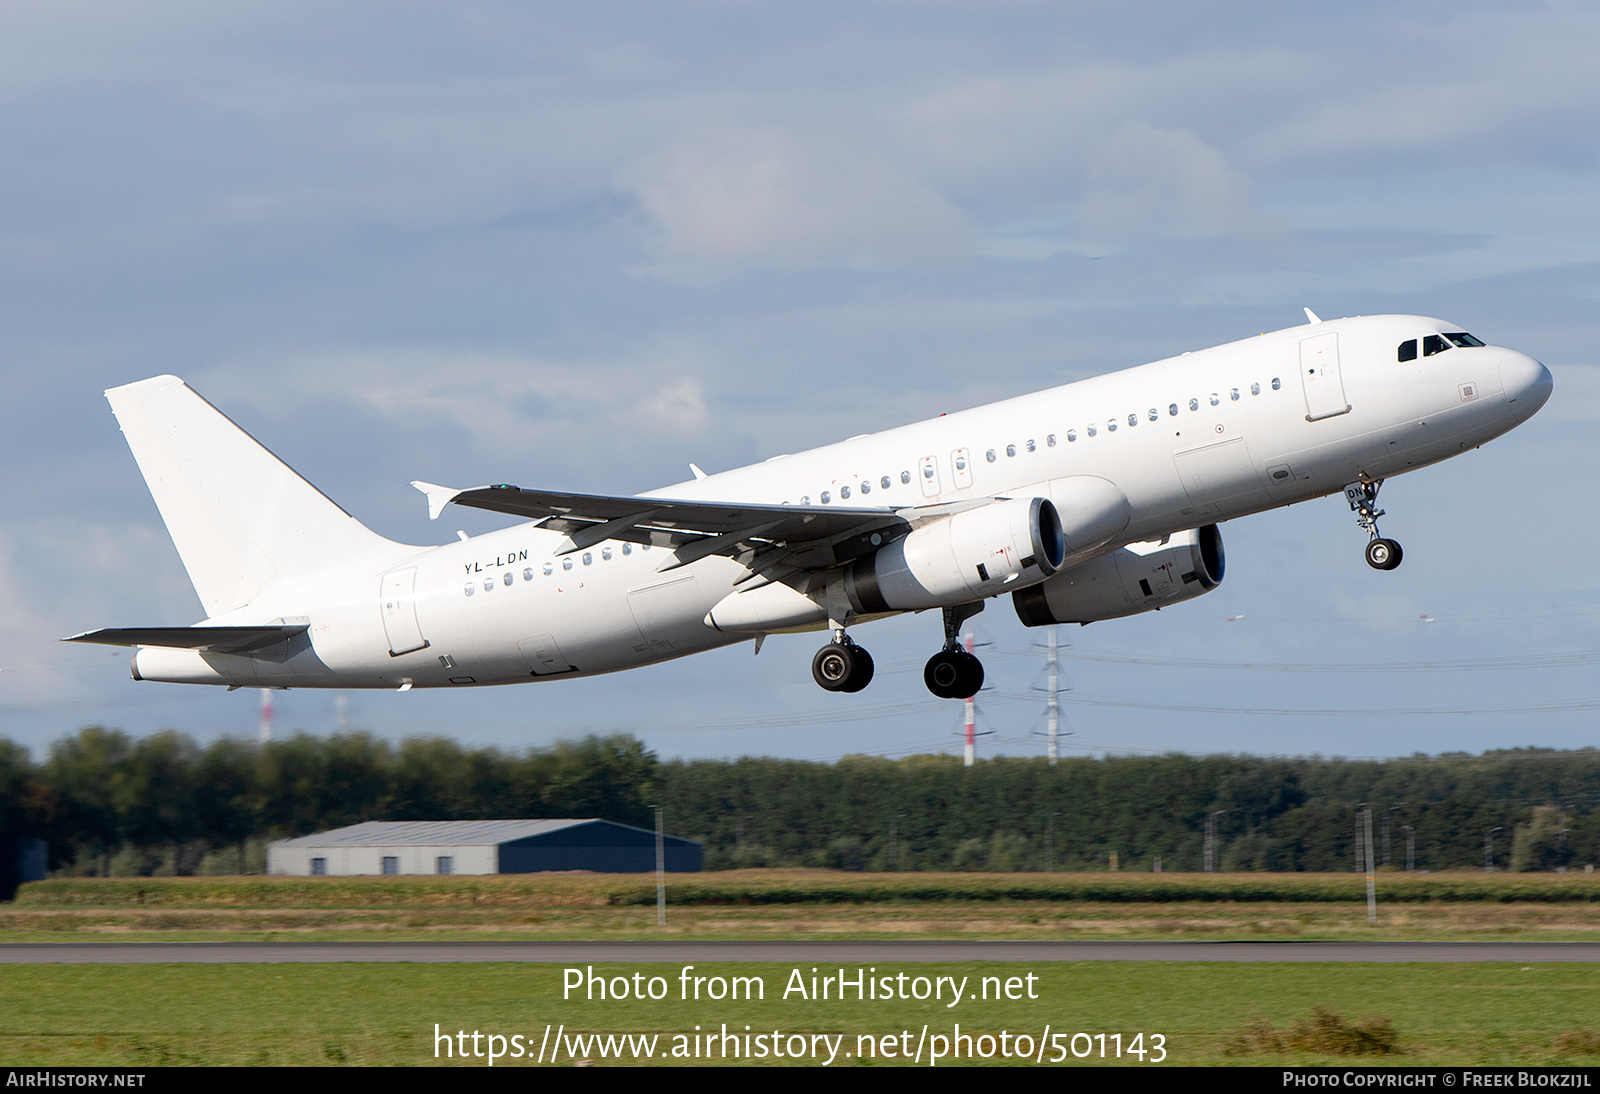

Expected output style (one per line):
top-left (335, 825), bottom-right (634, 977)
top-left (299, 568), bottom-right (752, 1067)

top-left (654, 806), bottom-right (666, 926)
top-left (1362, 804), bottom-right (1377, 925)
top-left (1484, 826), bottom-right (1503, 873)
top-left (962, 632), bottom-right (977, 768)
top-left (1403, 825), bottom-right (1415, 872)
top-left (1204, 811), bottom-right (1225, 872)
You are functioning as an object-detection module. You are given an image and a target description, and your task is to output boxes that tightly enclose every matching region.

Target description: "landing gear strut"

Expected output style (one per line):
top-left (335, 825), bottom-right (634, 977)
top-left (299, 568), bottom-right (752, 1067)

top-left (812, 630), bottom-right (874, 693)
top-left (924, 603), bottom-right (984, 699)
top-left (1344, 479), bottom-right (1403, 571)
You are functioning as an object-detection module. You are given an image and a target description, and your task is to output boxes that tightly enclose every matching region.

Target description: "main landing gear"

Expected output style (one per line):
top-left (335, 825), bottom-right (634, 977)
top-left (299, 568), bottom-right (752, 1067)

top-left (1344, 479), bottom-right (1403, 571)
top-left (812, 631), bottom-right (874, 693)
top-left (923, 603), bottom-right (985, 700)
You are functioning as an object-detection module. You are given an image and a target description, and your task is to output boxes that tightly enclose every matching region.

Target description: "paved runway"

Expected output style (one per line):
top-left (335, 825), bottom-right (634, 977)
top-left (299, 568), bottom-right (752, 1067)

top-left (4, 940), bottom-right (1599, 963)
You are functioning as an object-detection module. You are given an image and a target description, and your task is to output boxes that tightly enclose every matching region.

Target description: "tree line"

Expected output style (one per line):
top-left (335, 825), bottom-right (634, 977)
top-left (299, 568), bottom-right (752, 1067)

top-left (3, 728), bottom-right (1597, 896)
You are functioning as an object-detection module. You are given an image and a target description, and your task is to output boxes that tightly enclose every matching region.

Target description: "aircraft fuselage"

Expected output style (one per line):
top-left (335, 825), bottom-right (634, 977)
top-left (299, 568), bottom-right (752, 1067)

top-left (105, 313), bottom-right (1552, 693)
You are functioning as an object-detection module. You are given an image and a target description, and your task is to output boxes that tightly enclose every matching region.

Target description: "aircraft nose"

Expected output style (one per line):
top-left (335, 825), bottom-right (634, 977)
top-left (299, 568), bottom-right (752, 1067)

top-left (1500, 351), bottom-right (1553, 421)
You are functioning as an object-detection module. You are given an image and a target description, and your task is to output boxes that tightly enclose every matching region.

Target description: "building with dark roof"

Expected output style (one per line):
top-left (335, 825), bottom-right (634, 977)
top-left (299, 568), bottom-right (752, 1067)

top-left (267, 819), bottom-right (702, 875)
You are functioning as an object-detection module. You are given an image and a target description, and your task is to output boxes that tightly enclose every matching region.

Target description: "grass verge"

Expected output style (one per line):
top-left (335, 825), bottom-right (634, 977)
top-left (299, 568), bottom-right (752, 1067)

top-left (1, 962), bottom-right (1598, 1066)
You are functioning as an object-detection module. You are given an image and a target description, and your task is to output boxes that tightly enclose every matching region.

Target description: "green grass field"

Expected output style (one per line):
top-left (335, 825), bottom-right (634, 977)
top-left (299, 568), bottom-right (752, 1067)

top-left (7, 874), bottom-right (1600, 1067)
top-left (7, 871), bottom-right (1600, 942)
top-left (1, 961), bottom-right (1597, 1067)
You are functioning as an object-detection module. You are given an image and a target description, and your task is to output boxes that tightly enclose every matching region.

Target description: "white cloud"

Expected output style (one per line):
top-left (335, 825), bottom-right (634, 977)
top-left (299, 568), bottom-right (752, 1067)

top-left (626, 127), bottom-right (973, 265)
top-left (1078, 122), bottom-right (1263, 241)
top-left (196, 346), bottom-right (718, 463)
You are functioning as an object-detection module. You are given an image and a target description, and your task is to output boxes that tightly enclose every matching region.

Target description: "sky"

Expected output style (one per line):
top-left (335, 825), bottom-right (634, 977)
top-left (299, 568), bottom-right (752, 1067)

top-left (2, 1), bottom-right (1597, 763)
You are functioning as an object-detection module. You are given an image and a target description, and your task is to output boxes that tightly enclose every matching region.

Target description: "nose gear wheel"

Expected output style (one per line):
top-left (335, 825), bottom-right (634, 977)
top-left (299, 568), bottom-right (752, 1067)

top-left (1345, 479), bottom-right (1404, 571)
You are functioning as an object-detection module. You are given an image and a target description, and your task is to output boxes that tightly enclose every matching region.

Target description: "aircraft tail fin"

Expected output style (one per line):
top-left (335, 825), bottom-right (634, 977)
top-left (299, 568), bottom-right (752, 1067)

top-left (106, 375), bottom-right (395, 616)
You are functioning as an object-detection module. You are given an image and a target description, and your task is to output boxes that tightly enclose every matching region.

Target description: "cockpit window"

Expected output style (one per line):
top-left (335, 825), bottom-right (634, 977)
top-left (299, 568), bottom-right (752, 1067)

top-left (1398, 340), bottom-right (1418, 362)
top-left (1422, 334), bottom-right (1450, 357)
top-left (1445, 332), bottom-right (1485, 348)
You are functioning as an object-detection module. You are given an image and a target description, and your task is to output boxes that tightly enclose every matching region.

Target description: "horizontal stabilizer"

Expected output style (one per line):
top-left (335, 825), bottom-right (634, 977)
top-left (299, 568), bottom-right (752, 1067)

top-left (64, 625), bottom-right (308, 654)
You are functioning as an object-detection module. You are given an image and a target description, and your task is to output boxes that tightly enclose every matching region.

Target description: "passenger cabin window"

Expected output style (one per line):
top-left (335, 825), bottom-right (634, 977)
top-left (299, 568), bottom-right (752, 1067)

top-left (881, 475), bottom-right (891, 489)
top-left (1026, 439), bottom-right (1036, 452)
top-left (543, 562), bottom-right (554, 575)
top-left (1066, 430), bottom-right (1076, 442)
top-left (1250, 383), bottom-right (1260, 396)
top-left (860, 481), bottom-right (870, 494)
top-left (601, 547), bottom-right (612, 560)
top-left (1006, 444), bottom-right (1016, 457)
top-left (1047, 434), bottom-right (1057, 446)
top-left (523, 567), bottom-right (534, 581)
top-left (1169, 403), bottom-right (1178, 416)
top-left (1272, 377), bottom-right (1282, 390)
top-left (1422, 334), bottom-right (1450, 357)
top-left (622, 544), bottom-right (632, 555)
top-left (986, 449), bottom-right (996, 462)
top-left (562, 558), bottom-right (573, 571)
top-left (582, 552), bottom-right (592, 565)
top-left (503, 571), bottom-right (513, 585)
top-left (1127, 413), bottom-right (1137, 427)
top-left (840, 486), bottom-right (850, 499)
top-left (1189, 398), bottom-right (1199, 411)
top-left (1087, 425), bottom-right (1097, 437)
top-left (1398, 339), bottom-right (1418, 362)
top-left (821, 491), bottom-right (831, 504)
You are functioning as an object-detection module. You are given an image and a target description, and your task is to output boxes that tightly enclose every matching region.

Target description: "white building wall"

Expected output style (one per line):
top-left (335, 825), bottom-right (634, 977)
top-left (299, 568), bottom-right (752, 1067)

top-left (267, 842), bottom-right (498, 875)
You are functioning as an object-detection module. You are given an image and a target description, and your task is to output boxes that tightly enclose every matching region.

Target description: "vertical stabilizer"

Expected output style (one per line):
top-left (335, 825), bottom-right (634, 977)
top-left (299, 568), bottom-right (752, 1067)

top-left (106, 375), bottom-right (396, 616)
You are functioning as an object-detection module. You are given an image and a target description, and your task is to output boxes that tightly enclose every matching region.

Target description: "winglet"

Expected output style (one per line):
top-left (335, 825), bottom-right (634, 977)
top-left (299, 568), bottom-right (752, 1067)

top-left (411, 481), bottom-right (463, 521)
top-left (1304, 307), bottom-right (1322, 324)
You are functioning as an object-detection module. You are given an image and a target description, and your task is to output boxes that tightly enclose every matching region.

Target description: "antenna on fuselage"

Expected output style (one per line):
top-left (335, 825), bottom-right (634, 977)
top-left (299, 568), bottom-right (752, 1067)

top-left (1304, 307), bottom-right (1322, 324)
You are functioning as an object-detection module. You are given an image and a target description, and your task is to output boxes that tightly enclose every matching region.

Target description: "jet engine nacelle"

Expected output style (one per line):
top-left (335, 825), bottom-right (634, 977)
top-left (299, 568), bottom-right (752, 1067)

top-left (1012, 524), bottom-right (1224, 626)
top-left (844, 495), bottom-right (1066, 614)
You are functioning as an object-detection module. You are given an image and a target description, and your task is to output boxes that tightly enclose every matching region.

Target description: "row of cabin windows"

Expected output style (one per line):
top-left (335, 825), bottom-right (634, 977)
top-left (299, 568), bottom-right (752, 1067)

top-left (464, 542), bottom-right (653, 596)
top-left (1397, 332), bottom-right (1485, 362)
top-left (803, 376), bottom-right (1282, 500)
top-left (457, 370), bottom-right (1293, 582)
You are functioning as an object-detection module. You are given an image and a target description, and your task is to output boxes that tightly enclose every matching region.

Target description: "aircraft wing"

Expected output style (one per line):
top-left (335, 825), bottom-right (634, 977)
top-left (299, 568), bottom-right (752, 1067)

top-left (64, 625), bottom-right (308, 653)
top-left (414, 481), bottom-right (915, 578)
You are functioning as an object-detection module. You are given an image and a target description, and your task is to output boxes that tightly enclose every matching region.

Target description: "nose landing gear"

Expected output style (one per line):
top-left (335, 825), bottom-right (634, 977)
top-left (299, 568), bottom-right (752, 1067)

top-left (1345, 480), bottom-right (1403, 571)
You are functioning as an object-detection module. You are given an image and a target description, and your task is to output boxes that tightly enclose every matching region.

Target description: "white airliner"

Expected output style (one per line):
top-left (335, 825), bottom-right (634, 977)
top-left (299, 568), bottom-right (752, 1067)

top-left (69, 312), bottom-right (1552, 699)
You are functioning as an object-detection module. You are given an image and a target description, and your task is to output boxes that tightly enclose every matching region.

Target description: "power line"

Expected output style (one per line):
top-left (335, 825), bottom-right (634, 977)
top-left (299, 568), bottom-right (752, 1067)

top-left (1066, 694), bottom-right (1600, 717)
top-left (1059, 650), bottom-right (1600, 673)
